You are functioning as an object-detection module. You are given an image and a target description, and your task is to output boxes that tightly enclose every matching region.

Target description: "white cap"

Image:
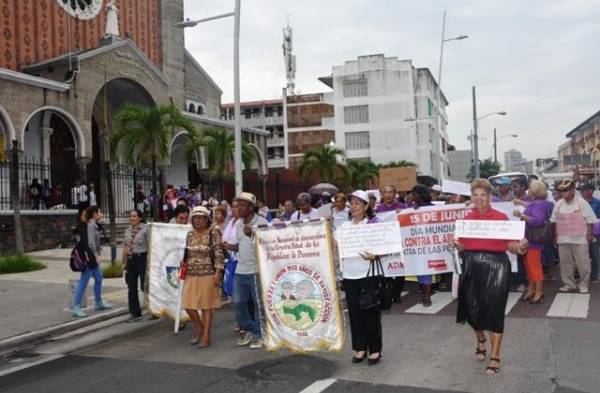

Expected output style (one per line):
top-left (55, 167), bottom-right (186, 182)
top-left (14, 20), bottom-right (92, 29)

top-left (432, 184), bottom-right (442, 192)
top-left (191, 206), bottom-right (211, 219)
top-left (350, 190), bottom-right (369, 204)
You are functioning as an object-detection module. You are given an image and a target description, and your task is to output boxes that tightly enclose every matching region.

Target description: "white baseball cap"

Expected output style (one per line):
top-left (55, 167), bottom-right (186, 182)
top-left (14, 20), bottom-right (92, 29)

top-left (432, 184), bottom-right (442, 192)
top-left (350, 190), bottom-right (369, 204)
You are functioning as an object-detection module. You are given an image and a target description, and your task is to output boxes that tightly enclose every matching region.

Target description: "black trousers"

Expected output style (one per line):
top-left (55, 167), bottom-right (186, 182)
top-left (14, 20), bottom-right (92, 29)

top-left (126, 253), bottom-right (147, 317)
top-left (344, 277), bottom-right (382, 354)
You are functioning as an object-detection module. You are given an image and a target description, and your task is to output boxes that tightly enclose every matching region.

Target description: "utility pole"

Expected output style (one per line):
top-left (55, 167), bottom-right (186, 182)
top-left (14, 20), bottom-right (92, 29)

top-left (472, 86), bottom-right (480, 179)
top-left (493, 128), bottom-right (497, 164)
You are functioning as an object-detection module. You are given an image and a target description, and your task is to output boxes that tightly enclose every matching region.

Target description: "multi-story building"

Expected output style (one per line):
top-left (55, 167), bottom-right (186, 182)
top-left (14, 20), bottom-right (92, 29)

top-left (558, 109), bottom-right (600, 174)
top-left (285, 92), bottom-right (335, 169)
top-left (447, 149), bottom-right (472, 182)
top-left (222, 92), bottom-right (335, 170)
top-left (318, 54), bottom-right (449, 179)
top-left (221, 100), bottom-right (285, 168)
top-left (504, 149), bottom-right (524, 171)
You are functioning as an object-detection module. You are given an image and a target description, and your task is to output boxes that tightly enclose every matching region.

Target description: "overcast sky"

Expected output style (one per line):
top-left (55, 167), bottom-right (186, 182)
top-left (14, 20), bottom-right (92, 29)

top-left (183, 0), bottom-right (600, 165)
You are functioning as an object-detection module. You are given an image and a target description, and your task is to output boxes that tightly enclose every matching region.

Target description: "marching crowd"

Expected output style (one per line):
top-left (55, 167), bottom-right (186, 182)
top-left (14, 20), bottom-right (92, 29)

top-left (68, 175), bottom-right (600, 375)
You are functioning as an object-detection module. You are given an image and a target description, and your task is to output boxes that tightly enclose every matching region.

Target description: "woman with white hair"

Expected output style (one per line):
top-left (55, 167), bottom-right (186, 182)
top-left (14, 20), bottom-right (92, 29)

top-left (291, 192), bottom-right (320, 221)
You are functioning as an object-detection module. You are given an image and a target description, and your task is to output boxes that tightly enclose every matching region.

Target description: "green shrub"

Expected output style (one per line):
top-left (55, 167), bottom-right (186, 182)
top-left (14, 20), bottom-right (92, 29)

top-left (102, 263), bottom-right (124, 278)
top-left (0, 255), bottom-right (46, 274)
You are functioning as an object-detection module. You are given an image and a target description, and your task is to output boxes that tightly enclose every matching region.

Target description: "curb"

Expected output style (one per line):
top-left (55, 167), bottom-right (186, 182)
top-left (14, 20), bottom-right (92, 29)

top-left (0, 307), bottom-right (129, 356)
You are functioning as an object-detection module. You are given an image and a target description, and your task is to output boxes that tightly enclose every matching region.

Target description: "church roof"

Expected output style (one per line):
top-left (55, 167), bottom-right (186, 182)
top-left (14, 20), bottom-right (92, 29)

top-left (23, 39), bottom-right (169, 86)
top-left (184, 50), bottom-right (223, 95)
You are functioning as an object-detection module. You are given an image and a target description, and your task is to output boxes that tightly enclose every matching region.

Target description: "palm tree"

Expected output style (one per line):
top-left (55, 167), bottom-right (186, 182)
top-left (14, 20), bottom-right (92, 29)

top-left (109, 104), bottom-right (197, 221)
top-left (379, 160), bottom-right (417, 169)
top-left (184, 127), bottom-right (255, 198)
top-left (468, 158), bottom-right (502, 180)
top-left (298, 145), bottom-right (345, 183)
top-left (348, 160), bottom-right (379, 190)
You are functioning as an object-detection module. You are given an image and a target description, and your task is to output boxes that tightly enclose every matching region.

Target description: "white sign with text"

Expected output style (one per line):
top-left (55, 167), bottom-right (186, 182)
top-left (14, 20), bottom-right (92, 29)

top-left (336, 221), bottom-right (403, 259)
top-left (455, 219), bottom-right (525, 240)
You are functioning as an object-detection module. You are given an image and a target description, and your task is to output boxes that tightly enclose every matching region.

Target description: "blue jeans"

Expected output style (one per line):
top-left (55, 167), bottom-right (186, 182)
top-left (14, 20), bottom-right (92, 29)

top-left (418, 275), bottom-right (432, 285)
top-left (74, 267), bottom-right (103, 307)
top-left (233, 273), bottom-right (261, 338)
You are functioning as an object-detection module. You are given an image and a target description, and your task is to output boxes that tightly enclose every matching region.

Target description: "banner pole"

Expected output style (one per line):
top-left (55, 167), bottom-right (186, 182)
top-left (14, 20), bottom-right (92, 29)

top-left (174, 279), bottom-right (184, 334)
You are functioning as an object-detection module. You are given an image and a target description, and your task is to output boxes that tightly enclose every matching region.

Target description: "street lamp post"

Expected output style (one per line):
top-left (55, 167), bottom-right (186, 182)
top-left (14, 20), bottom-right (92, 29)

top-left (435, 10), bottom-right (468, 180)
top-left (176, 0), bottom-right (243, 196)
top-left (493, 128), bottom-right (518, 163)
top-left (471, 85), bottom-right (506, 178)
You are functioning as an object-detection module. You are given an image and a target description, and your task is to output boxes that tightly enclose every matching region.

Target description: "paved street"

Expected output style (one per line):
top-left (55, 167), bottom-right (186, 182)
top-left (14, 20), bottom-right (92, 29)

top-left (1, 280), bottom-right (599, 393)
top-left (0, 247), bottom-right (127, 341)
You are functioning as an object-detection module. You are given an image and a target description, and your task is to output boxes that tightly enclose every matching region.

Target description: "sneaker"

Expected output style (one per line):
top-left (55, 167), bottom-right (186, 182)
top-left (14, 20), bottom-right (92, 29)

top-left (72, 305), bottom-right (87, 318)
top-left (126, 315), bottom-right (143, 323)
top-left (559, 285), bottom-right (576, 293)
top-left (249, 337), bottom-right (263, 349)
top-left (422, 297), bottom-right (432, 308)
top-left (237, 331), bottom-right (252, 347)
top-left (95, 301), bottom-right (113, 311)
top-left (516, 284), bottom-right (527, 292)
top-left (579, 285), bottom-right (589, 294)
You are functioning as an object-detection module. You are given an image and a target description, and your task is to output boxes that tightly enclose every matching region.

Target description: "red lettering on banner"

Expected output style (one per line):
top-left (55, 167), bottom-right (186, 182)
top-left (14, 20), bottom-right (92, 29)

top-left (427, 260), bottom-right (448, 271)
top-left (398, 207), bottom-right (468, 227)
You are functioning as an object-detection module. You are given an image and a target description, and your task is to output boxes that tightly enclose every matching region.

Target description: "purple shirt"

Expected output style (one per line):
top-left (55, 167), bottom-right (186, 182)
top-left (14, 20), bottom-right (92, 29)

top-left (524, 199), bottom-right (554, 249)
top-left (375, 201), bottom-right (407, 212)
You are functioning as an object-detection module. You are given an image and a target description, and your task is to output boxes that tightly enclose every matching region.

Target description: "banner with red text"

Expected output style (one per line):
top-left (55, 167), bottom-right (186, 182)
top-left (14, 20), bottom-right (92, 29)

top-left (255, 220), bottom-right (344, 352)
top-left (379, 204), bottom-right (467, 276)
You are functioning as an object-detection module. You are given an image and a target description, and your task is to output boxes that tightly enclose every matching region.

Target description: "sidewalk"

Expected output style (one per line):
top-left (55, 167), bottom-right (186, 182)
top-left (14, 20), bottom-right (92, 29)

top-left (0, 246), bottom-right (130, 342)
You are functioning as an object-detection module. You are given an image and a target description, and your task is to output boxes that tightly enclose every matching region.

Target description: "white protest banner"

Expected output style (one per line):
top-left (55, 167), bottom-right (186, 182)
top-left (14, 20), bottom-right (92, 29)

top-left (148, 223), bottom-right (191, 321)
top-left (381, 204), bottom-right (468, 276)
top-left (455, 219), bottom-right (525, 240)
top-left (442, 179), bottom-right (471, 196)
top-left (336, 221), bottom-right (403, 258)
top-left (481, 201), bottom-right (523, 272)
top-left (255, 220), bottom-right (344, 352)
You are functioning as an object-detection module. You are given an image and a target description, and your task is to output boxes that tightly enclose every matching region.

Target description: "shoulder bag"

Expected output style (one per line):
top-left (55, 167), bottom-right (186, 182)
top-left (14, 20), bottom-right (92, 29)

top-left (359, 257), bottom-right (393, 311)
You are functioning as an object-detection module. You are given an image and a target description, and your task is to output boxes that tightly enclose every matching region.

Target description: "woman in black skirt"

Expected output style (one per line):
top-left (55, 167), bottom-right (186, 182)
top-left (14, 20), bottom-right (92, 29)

top-left (455, 179), bottom-right (528, 375)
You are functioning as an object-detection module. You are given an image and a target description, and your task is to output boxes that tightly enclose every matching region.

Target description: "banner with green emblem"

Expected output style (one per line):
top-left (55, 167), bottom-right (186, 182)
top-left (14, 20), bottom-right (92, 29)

top-left (255, 220), bottom-right (344, 352)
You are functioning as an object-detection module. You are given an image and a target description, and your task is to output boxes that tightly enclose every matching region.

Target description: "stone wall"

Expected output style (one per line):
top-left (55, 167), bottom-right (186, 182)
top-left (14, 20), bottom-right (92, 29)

top-left (184, 53), bottom-right (223, 119)
top-left (0, 210), bottom-right (78, 255)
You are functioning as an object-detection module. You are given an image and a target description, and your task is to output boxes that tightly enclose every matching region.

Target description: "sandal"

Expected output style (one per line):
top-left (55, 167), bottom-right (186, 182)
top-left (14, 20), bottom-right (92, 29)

top-left (198, 338), bottom-right (210, 348)
top-left (485, 357), bottom-right (501, 375)
top-left (475, 338), bottom-right (486, 361)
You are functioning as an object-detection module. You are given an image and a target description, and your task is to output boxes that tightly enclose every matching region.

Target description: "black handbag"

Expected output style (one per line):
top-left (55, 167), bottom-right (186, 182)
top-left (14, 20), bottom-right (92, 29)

top-left (359, 258), bottom-right (393, 311)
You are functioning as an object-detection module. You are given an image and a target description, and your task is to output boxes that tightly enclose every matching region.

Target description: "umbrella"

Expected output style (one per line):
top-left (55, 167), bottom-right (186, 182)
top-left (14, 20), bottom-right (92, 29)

top-left (308, 183), bottom-right (339, 196)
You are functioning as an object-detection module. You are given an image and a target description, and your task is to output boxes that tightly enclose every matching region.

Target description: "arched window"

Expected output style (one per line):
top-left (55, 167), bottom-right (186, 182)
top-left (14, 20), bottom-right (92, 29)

top-left (188, 103), bottom-right (196, 113)
top-left (197, 105), bottom-right (204, 115)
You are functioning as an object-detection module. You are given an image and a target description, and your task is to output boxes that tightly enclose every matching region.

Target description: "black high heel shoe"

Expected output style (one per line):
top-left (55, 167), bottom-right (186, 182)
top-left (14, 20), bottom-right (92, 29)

top-left (367, 354), bottom-right (381, 366)
top-left (352, 352), bottom-right (366, 363)
top-left (475, 338), bottom-right (486, 361)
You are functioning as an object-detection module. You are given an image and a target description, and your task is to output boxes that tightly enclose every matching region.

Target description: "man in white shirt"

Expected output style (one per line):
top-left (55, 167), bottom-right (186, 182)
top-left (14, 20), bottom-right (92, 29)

top-left (223, 192), bottom-right (267, 349)
top-left (550, 180), bottom-right (598, 293)
top-left (290, 192), bottom-right (320, 222)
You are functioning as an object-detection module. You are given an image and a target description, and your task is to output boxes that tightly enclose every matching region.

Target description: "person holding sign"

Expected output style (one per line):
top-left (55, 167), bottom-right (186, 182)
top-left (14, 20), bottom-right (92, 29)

top-left (181, 206), bottom-right (224, 348)
top-left (339, 190), bottom-right (383, 366)
top-left (455, 179), bottom-right (528, 376)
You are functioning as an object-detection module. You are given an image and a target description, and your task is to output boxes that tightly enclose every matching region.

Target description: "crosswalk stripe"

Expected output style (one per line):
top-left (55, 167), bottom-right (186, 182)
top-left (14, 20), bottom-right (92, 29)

top-left (546, 293), bottom-right (590, 318)
top-left (505, 292), bottom-right (521, 315)
top-left (298, 378), bottom-right (337, 393)
top-left (405, 292), bottom-right (454, 314)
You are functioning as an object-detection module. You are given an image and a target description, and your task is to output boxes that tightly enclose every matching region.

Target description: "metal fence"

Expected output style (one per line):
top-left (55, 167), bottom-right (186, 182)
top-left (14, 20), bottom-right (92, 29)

top-left (0, 156), bottom-right (154, 222)
top-left (0, 156), bottom-right (75, 210)
top-left (108, 164), bottom-right (154, 222)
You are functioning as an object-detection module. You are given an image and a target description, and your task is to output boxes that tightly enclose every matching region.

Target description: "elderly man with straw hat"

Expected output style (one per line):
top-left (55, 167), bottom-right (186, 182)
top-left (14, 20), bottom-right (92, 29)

top-left (223, 192), bottom-right (268, 349)
top-left (550, 180), bottom-right (598, 293)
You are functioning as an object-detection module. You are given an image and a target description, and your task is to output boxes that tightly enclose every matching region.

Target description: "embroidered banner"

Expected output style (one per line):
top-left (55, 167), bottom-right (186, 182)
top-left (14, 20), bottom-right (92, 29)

top-left (255, 220), bottom-right (343, 352)
top-left (147, 223), bottom-right (191, 321)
